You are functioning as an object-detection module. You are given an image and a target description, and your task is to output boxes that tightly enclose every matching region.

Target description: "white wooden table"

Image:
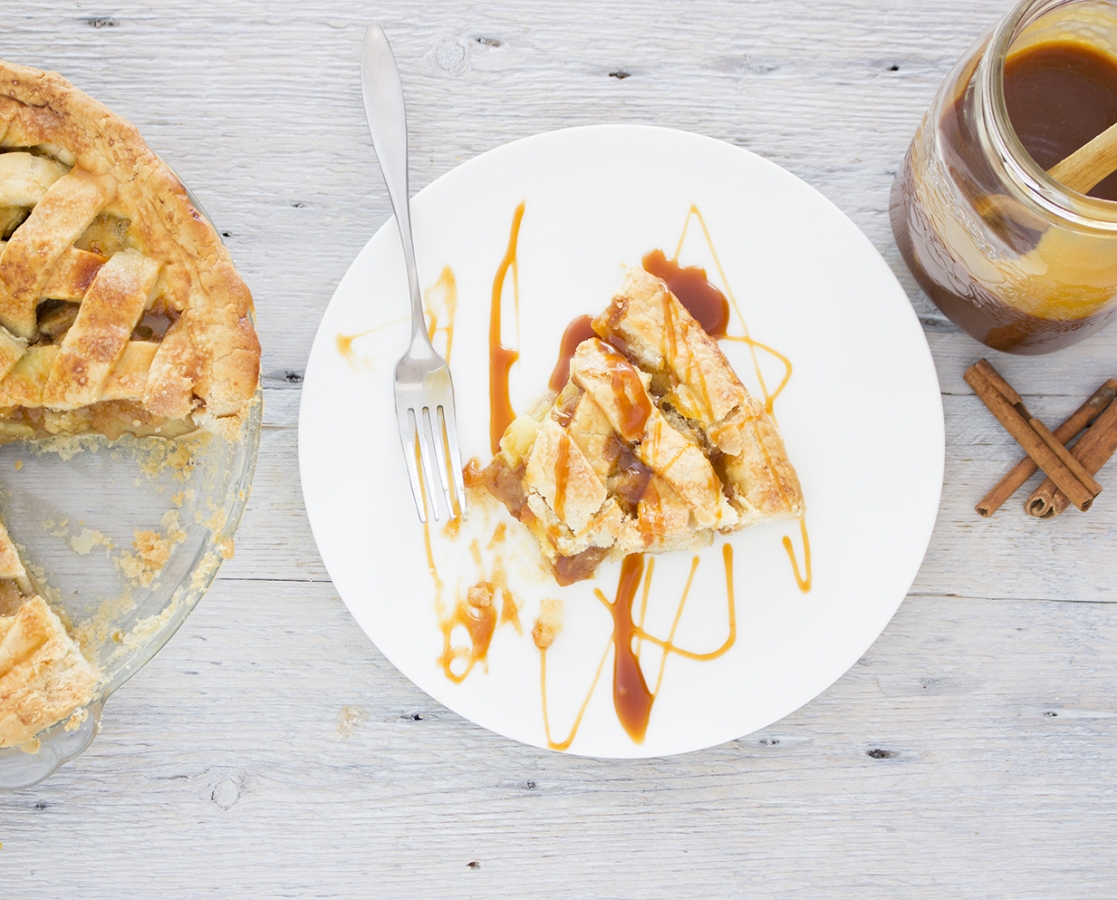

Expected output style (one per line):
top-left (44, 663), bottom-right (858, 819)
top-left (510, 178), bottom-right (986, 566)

top-left (4, 1), bottom-right (1117, 896)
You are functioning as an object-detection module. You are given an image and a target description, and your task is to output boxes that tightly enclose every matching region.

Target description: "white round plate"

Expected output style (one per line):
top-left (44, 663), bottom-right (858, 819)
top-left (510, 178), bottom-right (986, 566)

top-left (299, 125), bottom-right (943, 758)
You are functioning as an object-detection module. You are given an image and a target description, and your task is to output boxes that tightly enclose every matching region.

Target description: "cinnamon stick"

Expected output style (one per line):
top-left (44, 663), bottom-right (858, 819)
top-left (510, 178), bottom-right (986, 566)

top-left (1031, 416), bottom-right (1104, 495)
top-left (964, 361), bottom-right (1099, 512)
top-left (1027, 388), bottom-right (1117, 517)
top-left (971, 362), bottom-right (1102, 499)
top-left (977, 380), bottom-right (1117, 516)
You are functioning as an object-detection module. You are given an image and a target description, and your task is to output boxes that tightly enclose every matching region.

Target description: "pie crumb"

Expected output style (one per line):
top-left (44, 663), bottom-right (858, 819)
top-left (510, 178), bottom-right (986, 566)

top-left (63, 707), bottom-right (89, 732)
top-left (336, 705), bottom-right (369, 739)
top-left (532, 598), bottom-right (564, 650)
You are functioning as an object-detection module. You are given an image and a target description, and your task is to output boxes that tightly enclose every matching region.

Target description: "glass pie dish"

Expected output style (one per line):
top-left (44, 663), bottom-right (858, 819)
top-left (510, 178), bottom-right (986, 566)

top-left (0, 186), bottom-right (261, 790)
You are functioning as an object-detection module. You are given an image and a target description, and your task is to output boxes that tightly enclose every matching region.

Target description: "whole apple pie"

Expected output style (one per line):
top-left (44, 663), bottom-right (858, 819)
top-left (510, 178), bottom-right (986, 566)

top-left (0, 60), bottom-right (260, 747)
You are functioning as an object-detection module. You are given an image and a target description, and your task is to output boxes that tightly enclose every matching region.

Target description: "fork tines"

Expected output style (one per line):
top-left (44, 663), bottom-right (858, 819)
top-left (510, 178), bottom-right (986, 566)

top-left (397, 390), bottom-right (467, 525)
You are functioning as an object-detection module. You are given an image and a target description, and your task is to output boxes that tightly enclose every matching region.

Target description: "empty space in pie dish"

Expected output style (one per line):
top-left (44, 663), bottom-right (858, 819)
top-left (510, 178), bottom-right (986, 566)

top-left (0, 395), bottom-right (261, 788)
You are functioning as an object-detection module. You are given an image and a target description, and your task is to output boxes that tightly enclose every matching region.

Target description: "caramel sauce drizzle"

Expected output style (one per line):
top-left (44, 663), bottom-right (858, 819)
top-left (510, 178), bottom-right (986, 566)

top-left (672, 205), bottom-right (776, 405)
top-left (335, 315), bottom-right (409, 372)
top-left (782, 516), bottom-right (812, 593)
top-left (425, 265), bottom-right (458, 365)
top-left (486, 523), bottom-right (523, 633)
top-left (549, 314), bottom-right (596, 393)
top-left (436, 538), bottom-right (522, 682)
top-left (597, 340), bottom-right (652, 440)
top-left (438, 591), bottom-right (498, 684)
top-left (554, 432), bottom-right (571, 522)
top-left (540, 637), bottom-right (612, 752)
top-left (643, 248), bottom-right (730, 338)
top-left (336, 265), bottom-right (457, 373)
top-left (595, 554), bottom-right (656, 742)
top-left (489, 201), bottom-right (526, 453)
top-left (545, 544), bottom-right (739, 748)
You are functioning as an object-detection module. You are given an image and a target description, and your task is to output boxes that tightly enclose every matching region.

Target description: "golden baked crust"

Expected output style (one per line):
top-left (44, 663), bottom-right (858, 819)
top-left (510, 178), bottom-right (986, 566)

top-left (475, 267), bottom-right (803, 584)
top-left (0, 59), bottom-right (260, 433)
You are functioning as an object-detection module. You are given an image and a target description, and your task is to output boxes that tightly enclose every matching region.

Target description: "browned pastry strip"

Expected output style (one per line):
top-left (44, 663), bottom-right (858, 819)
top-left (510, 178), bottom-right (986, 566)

top-left (142, 318), bottom-right (199, 419)
top-left (0, 341), bottom-right (159, 409)
top-left (524, 416), bottom-right (609, 537)
top-left (0, 169), bottom-right (114, 339)
top-left (0, 151), bottom-right (67, 206)
top-left (0, 243), bottom-right (107, 303)
top-left (43, 247), bottom-right (107, 300)
top-left (44, 249), bottom-right (160, 409)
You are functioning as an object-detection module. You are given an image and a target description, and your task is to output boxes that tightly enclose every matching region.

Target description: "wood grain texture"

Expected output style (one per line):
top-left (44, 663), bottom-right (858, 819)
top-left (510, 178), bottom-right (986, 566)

top-left (1, 1), bottom-right (1117, 897)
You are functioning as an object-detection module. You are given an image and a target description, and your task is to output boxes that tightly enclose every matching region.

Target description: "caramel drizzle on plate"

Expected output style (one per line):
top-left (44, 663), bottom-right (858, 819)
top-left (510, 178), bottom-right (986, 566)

top-left (782, 516), bottom-right (812, 593)
top-left (335, 315), bottom-right (409, 372)
top-left (489, 201), bottom-right (525, 454)
top-left (434, 524), bottom-right (523, 683)
top-left (335, 264), bottom-right (457, 372)
top-left (541, 546), bottom-right (737, 748)
top-left (425, 265), bottom-right (459, 366)
top-left (548, 314), bottom-right (596, 393)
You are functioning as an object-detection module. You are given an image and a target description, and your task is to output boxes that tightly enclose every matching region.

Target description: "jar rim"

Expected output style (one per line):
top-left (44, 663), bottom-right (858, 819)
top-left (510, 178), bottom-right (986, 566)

top-left (980, 0), bottom-right (1117, 230)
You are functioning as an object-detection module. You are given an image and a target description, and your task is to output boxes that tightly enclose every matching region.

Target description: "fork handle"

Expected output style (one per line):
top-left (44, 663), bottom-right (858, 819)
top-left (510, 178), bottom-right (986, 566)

top-left (361, 25), bottom-right (429, 351)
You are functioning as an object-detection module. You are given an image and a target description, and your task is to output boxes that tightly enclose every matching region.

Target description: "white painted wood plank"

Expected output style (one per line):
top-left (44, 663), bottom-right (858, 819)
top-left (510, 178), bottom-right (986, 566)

top-left (4, 581), bottom-right (1117, 898)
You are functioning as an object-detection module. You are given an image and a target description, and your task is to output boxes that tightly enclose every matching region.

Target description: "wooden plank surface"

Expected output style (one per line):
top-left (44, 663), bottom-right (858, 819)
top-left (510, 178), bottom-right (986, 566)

top-left (2, 1), bottom-right (1117, 897)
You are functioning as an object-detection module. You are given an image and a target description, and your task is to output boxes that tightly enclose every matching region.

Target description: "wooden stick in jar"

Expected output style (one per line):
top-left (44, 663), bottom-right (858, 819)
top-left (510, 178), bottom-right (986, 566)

top-left (1048, 120), bottom-right (1117, 195)
top-left (964, 360), bottom-right (1100, 512)
top-left (1027, 389), bottom-right (1117, 517)
top-left (976, 379), bottom-right (1117, 516)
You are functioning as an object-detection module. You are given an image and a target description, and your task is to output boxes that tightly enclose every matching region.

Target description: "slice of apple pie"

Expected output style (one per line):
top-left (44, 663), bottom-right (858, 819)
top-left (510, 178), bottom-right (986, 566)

top-left (474, 267), bottom-right (803, 584)
top-left (0, 521), bottom-right (97, 748)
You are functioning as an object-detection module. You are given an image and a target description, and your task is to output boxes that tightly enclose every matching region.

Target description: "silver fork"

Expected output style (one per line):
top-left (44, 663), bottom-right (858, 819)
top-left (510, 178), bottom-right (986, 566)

top-left (361, 24), bottom-right (467, 523)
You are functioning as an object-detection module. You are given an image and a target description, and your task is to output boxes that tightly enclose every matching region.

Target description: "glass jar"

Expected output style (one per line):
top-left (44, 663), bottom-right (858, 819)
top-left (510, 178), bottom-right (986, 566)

top-left (891, 0), bottom-right (1117, 354)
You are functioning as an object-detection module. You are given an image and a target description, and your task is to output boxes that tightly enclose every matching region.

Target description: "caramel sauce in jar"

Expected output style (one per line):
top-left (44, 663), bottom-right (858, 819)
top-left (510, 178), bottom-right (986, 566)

top-left (891, 1), bottom-right (1117, 353)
